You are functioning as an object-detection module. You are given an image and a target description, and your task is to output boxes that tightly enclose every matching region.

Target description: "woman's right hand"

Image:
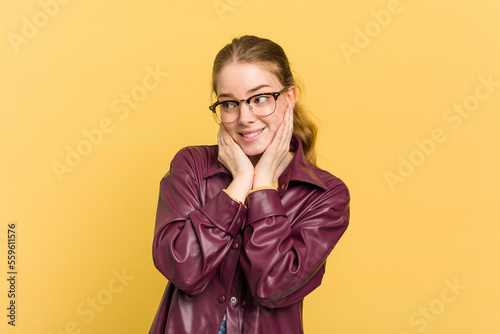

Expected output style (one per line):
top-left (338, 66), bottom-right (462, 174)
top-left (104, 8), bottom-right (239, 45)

top-left (218, 126), bottom-right (254, 203)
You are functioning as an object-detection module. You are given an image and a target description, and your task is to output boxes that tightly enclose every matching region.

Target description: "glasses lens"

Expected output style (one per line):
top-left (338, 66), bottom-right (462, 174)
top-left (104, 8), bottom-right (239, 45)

top-left (250, 94), bottom-right (276, 116)
top-left (214, 94), bottom-right (278, 123)
top-left (216, 101), bottom-right (238, 123)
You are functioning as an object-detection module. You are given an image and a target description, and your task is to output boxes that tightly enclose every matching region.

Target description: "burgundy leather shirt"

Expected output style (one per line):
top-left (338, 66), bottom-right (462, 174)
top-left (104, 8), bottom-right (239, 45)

top-left (149, 135), bottom-right (350, 334)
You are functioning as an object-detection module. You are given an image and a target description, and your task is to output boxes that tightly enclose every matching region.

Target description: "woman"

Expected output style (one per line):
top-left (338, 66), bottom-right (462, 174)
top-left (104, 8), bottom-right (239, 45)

top-left (150, 35), bottom-right (350, 334)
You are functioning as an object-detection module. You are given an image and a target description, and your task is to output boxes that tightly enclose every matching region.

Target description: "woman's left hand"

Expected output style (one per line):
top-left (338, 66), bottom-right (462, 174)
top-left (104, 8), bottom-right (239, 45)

top-left (253, 102), bottom-right (294, 189)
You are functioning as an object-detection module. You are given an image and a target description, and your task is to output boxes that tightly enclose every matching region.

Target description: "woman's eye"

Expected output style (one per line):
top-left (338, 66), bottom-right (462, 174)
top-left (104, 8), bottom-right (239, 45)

top-left (221, 102), bottom-right (237, 110)
top-left (253, 95), bottom-right (269, 105)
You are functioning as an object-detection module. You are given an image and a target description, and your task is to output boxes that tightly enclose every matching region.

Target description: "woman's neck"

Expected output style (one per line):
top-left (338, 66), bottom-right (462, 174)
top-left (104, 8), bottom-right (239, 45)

top-left (248, 154), bottom-right (262, 166)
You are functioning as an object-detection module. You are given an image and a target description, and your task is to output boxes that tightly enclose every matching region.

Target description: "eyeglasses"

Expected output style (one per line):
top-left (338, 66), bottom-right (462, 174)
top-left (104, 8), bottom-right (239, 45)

top-left (209, 87), bottom-right (288, 123)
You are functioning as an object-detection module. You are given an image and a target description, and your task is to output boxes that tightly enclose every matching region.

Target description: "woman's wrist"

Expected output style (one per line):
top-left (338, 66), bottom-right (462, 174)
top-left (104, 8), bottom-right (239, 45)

top-left (225, 175), bottom-right (253, 203)
top-left (252, 174), bottom-right (274, 189)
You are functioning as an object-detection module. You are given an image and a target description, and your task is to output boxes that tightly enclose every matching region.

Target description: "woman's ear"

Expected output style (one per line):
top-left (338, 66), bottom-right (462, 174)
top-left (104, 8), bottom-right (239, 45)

top-left (286, 86), bottom-right (297, 107)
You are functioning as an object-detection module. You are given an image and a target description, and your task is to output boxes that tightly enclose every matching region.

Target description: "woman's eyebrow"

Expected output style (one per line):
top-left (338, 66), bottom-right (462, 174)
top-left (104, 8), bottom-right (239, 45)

top-left (218, 84), bottom-right (272, 99)
top-left (217, 92), bottom-right (233, 99)
top-left (247, 84), bottom-right (272, 94)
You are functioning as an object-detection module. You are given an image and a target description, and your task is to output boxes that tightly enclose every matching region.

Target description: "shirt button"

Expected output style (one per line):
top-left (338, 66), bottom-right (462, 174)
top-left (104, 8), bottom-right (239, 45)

top-left (218, 294), bottom-right (226, 303)
top-left (231, 241), bottom-right (239, 249)
top-left (230, 296), bottom-right (237, 304)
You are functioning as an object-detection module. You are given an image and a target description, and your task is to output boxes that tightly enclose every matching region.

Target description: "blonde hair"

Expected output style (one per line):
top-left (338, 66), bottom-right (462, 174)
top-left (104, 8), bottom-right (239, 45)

top-left (211, 35), bottom-right (318, 165)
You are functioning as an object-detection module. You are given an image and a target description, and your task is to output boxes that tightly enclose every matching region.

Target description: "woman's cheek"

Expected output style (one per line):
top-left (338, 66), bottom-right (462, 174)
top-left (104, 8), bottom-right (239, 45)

top-left (224, 126), bottom-right (239, 143)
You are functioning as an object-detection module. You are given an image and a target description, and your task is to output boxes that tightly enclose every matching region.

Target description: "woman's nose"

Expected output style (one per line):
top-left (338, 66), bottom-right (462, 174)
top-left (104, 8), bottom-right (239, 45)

top-left (237, 101), bottom-right (256, 125)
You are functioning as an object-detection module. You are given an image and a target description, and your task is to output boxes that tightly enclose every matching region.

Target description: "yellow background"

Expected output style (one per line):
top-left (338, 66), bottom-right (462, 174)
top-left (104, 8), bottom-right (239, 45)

top-left (1, 0), bottom-right (499, 333)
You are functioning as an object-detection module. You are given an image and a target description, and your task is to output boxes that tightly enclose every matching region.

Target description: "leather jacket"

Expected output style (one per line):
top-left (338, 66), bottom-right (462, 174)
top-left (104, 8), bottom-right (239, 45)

top-left (149, 135), bottom-right (350, 334)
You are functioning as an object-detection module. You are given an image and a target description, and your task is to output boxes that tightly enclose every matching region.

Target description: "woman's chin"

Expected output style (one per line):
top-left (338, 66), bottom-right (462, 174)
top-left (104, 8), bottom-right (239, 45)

top-left (238, 145), bottom-right (262, 163)
top-left (241, 146), bottom-right (265, 158)
top-left (237, 137), bottom-right (270, 161)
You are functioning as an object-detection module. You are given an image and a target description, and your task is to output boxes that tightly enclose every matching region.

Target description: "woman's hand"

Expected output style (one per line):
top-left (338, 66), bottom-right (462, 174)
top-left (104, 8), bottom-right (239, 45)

top-left (253, 102), bottom-right (294, 189)
top-left (218, 125), bottom-right (254, 203)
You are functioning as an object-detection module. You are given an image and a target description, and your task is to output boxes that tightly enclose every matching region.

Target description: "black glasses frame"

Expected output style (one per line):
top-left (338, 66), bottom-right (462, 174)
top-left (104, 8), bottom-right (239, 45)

top-left (209, 87), bottom-right (289, 123)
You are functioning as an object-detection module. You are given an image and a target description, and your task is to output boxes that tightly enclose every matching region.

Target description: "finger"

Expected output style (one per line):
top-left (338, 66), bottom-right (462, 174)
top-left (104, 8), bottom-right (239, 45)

top-left (287, 104), bottom-right (294, 138)
top-left (270, 120), bottom-right (286, 150)
top-left (278, 104), bottom-right (294, 143)
top-left (218, 126), bottom-right (226, 146)
top-left (272, 108), bottom-right (292, 155)
top-left (221, 127), bottom-right (245, 155)
top-left (221, 127), bottom-right (236, 148)
top-left (221, 125), bottom-right (236, 147)
top-left (283, 103), bottom-right (294, 141)
top-left (283, 102), bottom-right (292, 119)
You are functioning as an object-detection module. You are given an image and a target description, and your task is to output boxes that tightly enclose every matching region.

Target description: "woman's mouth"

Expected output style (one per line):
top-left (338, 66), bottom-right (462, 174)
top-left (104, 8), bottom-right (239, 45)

top-left (240, 128), bottom-right (264, 142)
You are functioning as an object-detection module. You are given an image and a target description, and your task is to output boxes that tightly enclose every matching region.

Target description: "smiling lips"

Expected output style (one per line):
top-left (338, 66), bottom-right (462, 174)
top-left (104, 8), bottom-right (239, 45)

top-left (240, 128), bottom-right (264, 142)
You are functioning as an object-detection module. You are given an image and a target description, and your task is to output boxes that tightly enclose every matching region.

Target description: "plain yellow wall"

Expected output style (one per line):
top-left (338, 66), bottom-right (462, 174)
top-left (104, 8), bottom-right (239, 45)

top-left (1, 0), bottom-right (499, 333)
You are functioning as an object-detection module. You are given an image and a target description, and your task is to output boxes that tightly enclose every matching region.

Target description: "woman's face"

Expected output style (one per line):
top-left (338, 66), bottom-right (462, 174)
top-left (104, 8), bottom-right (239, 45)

top-left (216, 62), bottom-right (296, 158)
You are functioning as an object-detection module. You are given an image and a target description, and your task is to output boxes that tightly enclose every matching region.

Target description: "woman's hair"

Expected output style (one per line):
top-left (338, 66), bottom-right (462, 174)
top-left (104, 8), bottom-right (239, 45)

top-left (211, 35), bottom-right (318, 165)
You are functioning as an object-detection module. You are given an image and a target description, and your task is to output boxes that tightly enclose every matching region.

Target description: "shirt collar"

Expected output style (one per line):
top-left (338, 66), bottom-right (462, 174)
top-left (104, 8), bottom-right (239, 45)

top-left (278, 134), bottom-right (327, 192)
top-left (203, 150), bottom-right (229, 178)
top-left (204, 134), bottom-right (326, 191)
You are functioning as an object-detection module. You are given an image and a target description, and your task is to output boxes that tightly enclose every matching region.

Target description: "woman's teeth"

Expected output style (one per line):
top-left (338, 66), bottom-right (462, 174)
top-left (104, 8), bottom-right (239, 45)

top-left (242, 129), bottom-right (263, 138)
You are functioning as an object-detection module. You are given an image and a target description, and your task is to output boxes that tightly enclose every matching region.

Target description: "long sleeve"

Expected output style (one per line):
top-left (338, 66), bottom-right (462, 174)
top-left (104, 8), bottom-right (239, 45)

top-left (149, 138), bottom-right (351, 334)
top-left (240, 178), bottom-right (350, 308)
top-left (152, 147), bottom-right (246, 295)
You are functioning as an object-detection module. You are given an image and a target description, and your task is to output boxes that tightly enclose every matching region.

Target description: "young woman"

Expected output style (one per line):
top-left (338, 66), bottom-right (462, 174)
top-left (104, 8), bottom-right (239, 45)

top-left (150, 35), bottom-right (350, 334)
